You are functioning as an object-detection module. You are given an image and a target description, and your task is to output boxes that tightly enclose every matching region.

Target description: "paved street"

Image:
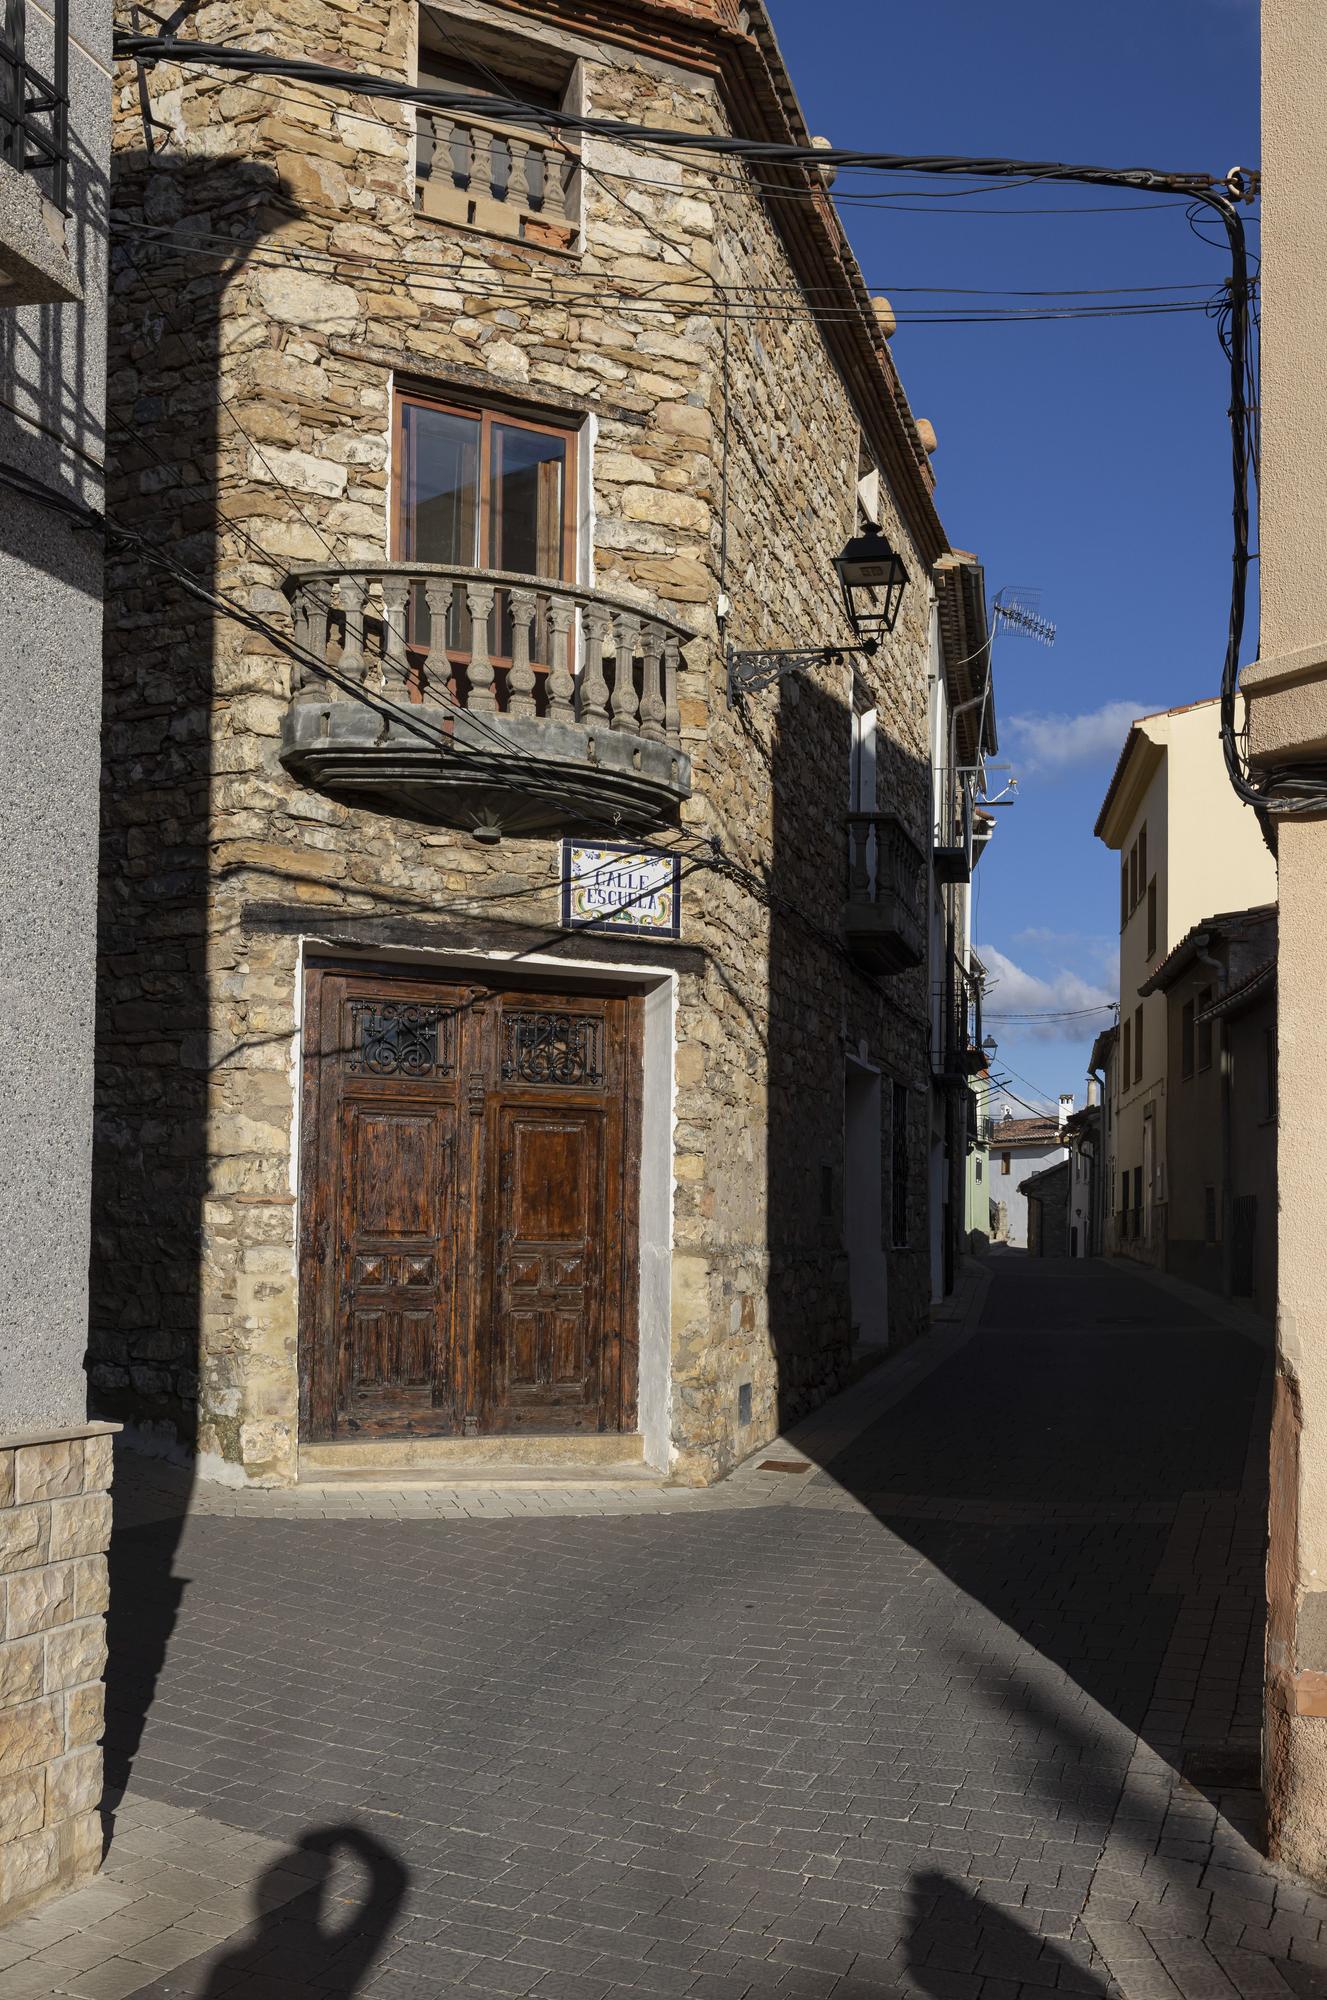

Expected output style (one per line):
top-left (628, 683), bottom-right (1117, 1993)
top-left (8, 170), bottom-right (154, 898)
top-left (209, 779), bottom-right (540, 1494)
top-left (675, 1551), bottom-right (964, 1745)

top-left (4, 1254), bottom-right (1323, 2000)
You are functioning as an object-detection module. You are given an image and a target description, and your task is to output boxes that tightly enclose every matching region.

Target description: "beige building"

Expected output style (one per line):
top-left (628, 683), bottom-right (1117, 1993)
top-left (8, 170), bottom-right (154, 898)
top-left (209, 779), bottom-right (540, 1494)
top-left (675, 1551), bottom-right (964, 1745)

top-left (95, 0), bottom-right (988, 1491)
top-left (1245, 0), bottom-right (1327, 1881)
top-left (1094, 699), bottom-right (1275, 1258)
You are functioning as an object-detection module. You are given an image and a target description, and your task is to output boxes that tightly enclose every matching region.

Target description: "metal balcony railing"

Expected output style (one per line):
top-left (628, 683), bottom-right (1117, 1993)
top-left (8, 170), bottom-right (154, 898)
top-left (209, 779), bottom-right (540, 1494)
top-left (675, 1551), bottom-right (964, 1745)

top-left (844, 812), bottom-right (927, 976)
top-left (416, 108), bottom-right (579, 250)
top-left (0, 0), bottom-right (68, 213)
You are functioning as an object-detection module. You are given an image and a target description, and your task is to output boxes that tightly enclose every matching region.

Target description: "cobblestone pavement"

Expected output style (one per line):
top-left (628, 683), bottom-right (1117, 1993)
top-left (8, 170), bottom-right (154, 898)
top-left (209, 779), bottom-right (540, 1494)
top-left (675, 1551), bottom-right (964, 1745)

top-left (4, 1253), bottom-right (1321, 2000)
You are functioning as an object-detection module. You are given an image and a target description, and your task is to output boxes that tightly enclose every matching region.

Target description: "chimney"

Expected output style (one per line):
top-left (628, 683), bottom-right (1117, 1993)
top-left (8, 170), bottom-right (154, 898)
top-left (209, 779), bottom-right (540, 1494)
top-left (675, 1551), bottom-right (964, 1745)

top-left (1086, 1076), bottom-right (1101, 1109)
top-left (1058, 1092), bottom-right (1074, 1130)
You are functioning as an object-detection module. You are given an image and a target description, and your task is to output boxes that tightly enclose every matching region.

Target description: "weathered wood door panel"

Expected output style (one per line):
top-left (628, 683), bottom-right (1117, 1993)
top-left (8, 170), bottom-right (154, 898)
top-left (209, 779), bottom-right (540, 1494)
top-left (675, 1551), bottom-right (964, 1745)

top-left (492, 1105), bottom-right (606, 1431)
top-left (337, 1097), bottom-right (456, 1430)
top-left (300, 964), bottom-right (640, 1442)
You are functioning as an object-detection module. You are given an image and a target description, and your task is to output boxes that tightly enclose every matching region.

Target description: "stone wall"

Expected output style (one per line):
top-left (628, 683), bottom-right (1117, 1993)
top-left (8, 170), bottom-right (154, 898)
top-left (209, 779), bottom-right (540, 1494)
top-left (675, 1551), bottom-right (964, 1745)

top-left (0, 1424), bottom-right (113, 1916)
top-left (97, 0), bottom-right (942, 1485)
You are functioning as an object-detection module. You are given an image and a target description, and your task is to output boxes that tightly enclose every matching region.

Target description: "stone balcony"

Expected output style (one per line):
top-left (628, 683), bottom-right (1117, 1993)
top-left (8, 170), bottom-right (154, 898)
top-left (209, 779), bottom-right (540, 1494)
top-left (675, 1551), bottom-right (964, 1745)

top-left (844, 811), bottom-right (927, 975)
top-left (416, 109), bottom-right (579, 251)
top-left (280, 564), bottom-right (694, 838)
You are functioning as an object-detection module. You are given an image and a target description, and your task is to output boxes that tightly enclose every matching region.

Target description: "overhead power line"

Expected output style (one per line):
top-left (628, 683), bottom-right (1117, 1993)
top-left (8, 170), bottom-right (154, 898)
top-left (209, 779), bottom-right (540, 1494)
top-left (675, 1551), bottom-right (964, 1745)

top-left (110, 27), bottom-right (1304, 815)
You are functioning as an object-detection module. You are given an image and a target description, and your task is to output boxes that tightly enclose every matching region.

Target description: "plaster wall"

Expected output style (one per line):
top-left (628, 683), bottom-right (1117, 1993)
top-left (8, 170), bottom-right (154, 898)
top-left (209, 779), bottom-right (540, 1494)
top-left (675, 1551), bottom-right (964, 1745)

top-left (1246, 0), bottom-right (1327, 1876)
top-left (0, 0), bottom-right (111, 1433)
top-left (1105, 704), bottom-right (1273, 1259)
top-left (993, 1138), bottom-right (1066, 1250)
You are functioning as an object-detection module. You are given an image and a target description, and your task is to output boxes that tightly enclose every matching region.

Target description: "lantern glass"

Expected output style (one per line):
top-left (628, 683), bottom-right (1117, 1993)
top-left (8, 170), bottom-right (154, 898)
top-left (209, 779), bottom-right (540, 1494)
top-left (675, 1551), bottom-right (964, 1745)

top-left (833, 522), bottom-right (908, 642)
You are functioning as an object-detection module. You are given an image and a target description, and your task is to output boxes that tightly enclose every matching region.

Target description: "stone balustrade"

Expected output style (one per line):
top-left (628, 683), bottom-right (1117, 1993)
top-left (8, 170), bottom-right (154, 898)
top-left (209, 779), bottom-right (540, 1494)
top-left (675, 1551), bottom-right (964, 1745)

top-left (416, 110), bottom-right (579, 250)
top-left (281, 565), bottom-right (694, 836)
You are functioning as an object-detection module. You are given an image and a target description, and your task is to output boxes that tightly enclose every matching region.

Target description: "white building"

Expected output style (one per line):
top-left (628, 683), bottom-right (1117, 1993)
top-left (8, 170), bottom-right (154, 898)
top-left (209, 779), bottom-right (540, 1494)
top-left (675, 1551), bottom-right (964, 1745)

top-left (991, 1099), bottom-right (1071, 1250)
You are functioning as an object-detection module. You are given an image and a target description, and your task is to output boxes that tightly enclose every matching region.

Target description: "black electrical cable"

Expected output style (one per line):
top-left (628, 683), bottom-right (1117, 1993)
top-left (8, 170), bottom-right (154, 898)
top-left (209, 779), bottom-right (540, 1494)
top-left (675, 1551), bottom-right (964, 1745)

top-left (111, 30), bottom-right (1308, 815)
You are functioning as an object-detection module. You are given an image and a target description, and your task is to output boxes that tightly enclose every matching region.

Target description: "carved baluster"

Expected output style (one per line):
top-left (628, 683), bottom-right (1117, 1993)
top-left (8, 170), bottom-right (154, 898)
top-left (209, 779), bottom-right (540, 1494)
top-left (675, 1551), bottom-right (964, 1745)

top-left (849, 819), bottom-right (871, 902)
top-left (424, 579), bottom-right (453, 702)
top-left (546, 596), bottom-right (576, 721)
top-left (609, 612), bottom-right (641, 733)
top-left (296, 583), bottom-right (330, 703)
top-left (662, 634), bottom-right (681, 745)
top-left (417, 112), bottom-right (436, 182)
top-left (338, 573), bottom-right (367, 685)
top-left (507, 587), bottom-right (538, 718)
top-left (465, 582), bottom-right (497, 712)
top-left (288, 583), bottom-right (310, 695)
top-left (580, 600), bottom-right (611, 727)
top-left (638, 621), bottom-right (666, 742)
top-left (381, 574), bottom-right (409, 699)
top-left (508, 134), bottom-right (531, 215)
top-left (543, 141), bottom-right (570, 223)
top-left (470, 123), bottom-right (494, 205)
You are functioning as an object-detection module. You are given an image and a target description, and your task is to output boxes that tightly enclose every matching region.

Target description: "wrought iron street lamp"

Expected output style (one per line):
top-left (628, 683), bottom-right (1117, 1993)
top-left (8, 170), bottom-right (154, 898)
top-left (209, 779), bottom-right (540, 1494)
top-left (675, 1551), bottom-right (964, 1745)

top-left (832, 521), bottom-right (909, 645)
top-left (726, 522), bottom-right (910, 703)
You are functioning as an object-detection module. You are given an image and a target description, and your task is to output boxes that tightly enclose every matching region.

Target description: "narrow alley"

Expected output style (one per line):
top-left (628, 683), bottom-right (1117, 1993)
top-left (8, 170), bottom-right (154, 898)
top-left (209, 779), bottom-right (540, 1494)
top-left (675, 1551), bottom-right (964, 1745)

top-left (3, 1256), bottom-right (1315, 2000)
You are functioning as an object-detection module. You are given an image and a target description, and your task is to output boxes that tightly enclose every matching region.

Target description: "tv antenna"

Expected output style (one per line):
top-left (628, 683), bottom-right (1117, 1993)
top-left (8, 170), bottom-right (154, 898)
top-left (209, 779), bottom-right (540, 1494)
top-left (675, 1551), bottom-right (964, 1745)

top-left (992, 587), bottom-right (1057, 648)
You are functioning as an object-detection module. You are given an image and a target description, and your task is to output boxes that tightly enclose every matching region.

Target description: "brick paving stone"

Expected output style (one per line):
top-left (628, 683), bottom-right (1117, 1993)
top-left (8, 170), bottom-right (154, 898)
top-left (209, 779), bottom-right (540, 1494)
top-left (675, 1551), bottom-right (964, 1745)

top-left (9, 1256), bottom-right (1327, 1998)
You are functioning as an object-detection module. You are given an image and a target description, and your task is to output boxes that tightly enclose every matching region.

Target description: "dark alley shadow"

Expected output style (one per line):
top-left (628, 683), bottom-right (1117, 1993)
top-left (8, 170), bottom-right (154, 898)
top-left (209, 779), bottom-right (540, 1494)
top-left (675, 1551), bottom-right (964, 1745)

top-left (91, 148), bottom-right (283, 1812)
top-left (765, 664), bottom-right (933, 1438)
top-left (797, 1253), bottom-right (1270, 1859)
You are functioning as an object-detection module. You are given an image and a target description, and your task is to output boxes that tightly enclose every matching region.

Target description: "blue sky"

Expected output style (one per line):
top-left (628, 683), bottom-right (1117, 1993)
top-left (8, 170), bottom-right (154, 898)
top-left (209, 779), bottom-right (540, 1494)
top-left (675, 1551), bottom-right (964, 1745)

top-left (770, 0), bottom-right (1260, 1111)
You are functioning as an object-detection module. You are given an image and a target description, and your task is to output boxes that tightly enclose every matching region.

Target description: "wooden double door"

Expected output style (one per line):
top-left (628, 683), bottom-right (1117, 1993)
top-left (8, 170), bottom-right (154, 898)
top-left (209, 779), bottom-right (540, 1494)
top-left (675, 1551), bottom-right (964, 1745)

top-left (300, 964), bottom-right (641, 1440)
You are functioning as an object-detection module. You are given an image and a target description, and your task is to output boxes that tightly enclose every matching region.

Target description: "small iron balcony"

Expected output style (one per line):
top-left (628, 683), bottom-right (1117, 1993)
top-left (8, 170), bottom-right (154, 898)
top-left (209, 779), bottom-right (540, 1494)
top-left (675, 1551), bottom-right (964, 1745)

top-left (280, 563), bottom-right (693, 837)
top-left (844, 811), bottom-right (927, 976)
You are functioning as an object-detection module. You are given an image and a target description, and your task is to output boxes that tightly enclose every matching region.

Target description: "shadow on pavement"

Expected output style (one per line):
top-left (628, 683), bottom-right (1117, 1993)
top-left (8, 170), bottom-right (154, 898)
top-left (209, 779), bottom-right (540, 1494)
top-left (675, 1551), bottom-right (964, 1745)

top-left (128, 1825), bottom-right (409, 1998)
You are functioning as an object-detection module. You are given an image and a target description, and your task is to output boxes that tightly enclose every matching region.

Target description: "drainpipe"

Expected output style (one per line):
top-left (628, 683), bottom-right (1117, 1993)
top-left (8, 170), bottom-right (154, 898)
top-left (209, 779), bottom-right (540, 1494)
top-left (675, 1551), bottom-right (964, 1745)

top-left (1196, 941), bottom-right (1233, 1298)
top-left (1087, 1062), bottom-right (1107, 1256)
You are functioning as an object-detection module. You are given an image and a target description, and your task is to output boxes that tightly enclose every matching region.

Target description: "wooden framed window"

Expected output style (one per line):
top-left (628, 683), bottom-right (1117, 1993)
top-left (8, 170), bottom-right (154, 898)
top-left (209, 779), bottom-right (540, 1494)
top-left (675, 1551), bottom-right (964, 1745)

top-left (392, 389), bottom-right (578, 700)
top-left (1146, 877), bottom-right (1157, 958)
top-left (395, 390), bottom-right (576, 578)
top-left (1122, 1017), bottom-right (1131, 1086)
top-left (1000, 1152), bottom-right (1010, 1176)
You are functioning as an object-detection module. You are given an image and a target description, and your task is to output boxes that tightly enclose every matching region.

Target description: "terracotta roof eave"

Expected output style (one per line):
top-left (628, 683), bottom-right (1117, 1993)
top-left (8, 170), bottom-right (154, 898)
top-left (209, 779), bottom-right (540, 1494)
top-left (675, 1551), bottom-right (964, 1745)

top-left (1140, 903), bottom-right (1278, 996)
top-left (1198, 959), bottom-right (1276, 1022)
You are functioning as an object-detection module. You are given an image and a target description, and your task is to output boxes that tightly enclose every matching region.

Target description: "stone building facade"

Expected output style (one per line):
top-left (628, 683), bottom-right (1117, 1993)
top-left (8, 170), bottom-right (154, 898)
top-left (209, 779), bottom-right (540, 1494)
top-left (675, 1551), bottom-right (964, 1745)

top-left (96, 0), bottom-right (971, 1488)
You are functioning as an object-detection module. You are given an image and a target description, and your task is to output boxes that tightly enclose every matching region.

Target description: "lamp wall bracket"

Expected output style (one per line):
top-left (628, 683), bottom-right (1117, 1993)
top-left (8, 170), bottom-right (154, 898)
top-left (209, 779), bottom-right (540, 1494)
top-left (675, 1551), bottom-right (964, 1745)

top-left (726, 638), bottom-right (877, 704)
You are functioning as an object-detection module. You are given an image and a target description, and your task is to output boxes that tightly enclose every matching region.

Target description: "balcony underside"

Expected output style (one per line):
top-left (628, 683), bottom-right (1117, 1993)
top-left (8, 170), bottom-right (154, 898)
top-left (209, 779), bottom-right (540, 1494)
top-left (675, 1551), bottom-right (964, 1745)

top-left (844, 900), bottom-right (925, 976)
top-left (281, 698), bottom-right (692, 837)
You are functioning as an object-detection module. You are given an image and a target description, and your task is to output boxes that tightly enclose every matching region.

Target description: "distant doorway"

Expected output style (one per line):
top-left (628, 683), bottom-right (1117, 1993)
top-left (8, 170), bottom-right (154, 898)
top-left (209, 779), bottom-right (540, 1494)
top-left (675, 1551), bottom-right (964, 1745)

top-left (844, 1059), bottom-right (889, 1346)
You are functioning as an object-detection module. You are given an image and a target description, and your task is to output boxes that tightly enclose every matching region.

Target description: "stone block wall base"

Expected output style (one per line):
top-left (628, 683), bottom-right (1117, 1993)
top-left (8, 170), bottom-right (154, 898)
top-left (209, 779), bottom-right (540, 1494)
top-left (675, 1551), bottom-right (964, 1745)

top-left (1265, 1701), bottom-right (1327, 1886)
top-left (0, 1806), bottom-right (102, 1920)
top-left (0, 1422), bottom-right (116, 1924)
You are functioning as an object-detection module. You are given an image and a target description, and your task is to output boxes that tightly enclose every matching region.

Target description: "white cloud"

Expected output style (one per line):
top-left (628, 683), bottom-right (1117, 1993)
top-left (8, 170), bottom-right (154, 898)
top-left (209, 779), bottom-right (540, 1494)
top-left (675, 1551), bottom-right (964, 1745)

top-left (1003, 698), bottom-right (1148, 774)
top-left (978, 943), bottom-right (1115, 1044)
top-left (1013, 926), bottom-right (1119, 978)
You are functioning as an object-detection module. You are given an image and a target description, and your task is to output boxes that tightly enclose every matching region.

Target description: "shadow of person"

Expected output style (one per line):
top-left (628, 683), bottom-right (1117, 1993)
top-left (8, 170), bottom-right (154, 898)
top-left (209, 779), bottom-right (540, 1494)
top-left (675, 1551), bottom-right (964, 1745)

top-left (198, 1826), bottom-right (409, 1997)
